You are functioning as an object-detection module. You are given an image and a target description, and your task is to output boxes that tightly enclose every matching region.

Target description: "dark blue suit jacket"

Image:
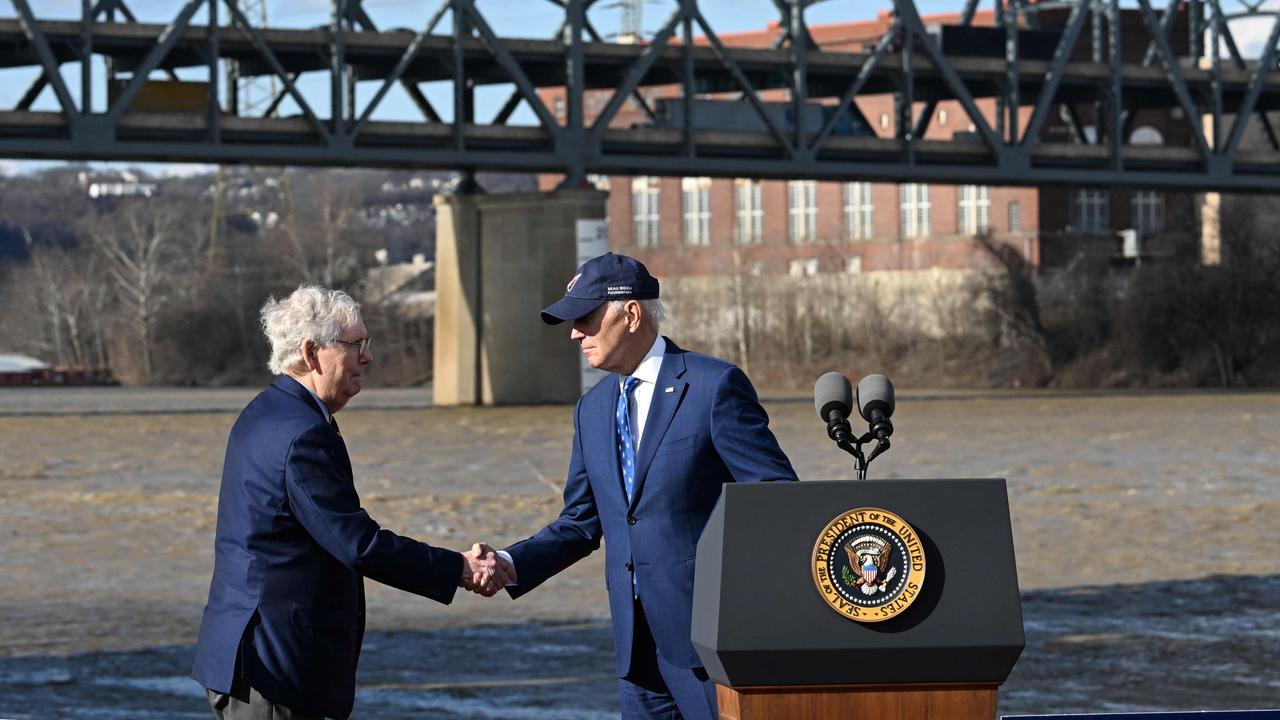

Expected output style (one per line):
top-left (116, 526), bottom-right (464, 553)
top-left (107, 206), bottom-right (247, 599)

top-left (505, 339), bottom-right (797, 675)
top-left (191, 376), bottom-right (463, 719)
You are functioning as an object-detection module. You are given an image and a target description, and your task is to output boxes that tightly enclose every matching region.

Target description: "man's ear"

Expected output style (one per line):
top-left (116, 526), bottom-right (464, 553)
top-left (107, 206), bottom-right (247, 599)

top-left (626, 300), bottom-right (643, 332)
top-left (302, 340), bottom-right (320, 372)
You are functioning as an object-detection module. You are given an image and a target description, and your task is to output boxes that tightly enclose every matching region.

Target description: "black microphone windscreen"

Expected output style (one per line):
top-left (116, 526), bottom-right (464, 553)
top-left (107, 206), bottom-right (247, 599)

top-left (814, 372), bottom-right (853, 421)
top-left (856, 374), bottom-right (895, 420)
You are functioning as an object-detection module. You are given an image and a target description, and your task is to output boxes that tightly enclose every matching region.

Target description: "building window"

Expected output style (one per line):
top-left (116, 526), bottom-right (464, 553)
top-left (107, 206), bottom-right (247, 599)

top-left (957, 185), bottom-right (991, 235)
top-left (1071, 190), bottom-right (1109, 232)
top-left (682, 177), bottom-right (712, 246)
top-left (788, 180), bottom-right (818, 244)
top-left (899, 183), bottom-right (930, 238)
top-left (1133, 191), bottom-right (1164, 234)
top-left (1008, 200), bottom-right (1022, 233)
top-left (843, 182), bottom-right (874, 241)
top-left (788, 258), bottom-right (819, 276)
top-left (734, 179), bottom-right (763, 245)
top-left (631, 176), bottom-right (660, 247)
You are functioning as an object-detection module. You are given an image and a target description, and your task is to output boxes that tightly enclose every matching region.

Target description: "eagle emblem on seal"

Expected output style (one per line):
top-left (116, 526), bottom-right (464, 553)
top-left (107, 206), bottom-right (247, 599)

top-left (844, 535), bottom-right (898, 595)
top-left (811, 507), bottom-right (926, 622)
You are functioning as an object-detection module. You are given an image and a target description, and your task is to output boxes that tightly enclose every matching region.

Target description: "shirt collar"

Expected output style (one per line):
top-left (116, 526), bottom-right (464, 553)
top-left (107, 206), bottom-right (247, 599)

top-left (623, 335), bottom-right (666, 388)
top-left (284, 374), bottom-right (331, 423)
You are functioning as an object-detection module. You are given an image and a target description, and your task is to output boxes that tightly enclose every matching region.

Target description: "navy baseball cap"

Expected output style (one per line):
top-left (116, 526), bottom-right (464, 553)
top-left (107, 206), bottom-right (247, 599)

top-left (541, 252), bottom-right (660, 324)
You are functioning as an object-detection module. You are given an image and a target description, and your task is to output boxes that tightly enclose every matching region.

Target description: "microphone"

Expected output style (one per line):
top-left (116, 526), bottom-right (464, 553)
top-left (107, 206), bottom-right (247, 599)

top-left (856, 374), bottom-right (895, 441)
top-left (814, 372), bottom-right (854, 444)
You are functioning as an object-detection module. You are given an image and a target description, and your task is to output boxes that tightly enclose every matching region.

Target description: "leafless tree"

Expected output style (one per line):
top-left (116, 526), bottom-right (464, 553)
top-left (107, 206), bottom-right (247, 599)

top-left (85, 201), bottom-right (200, 383)
top-left (277, 170), bottom-right (364, 287)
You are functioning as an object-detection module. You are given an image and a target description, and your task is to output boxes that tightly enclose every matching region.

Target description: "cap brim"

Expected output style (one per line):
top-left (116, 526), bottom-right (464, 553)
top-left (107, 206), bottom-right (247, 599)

top-left (540, 296), bottom-right (604, 325)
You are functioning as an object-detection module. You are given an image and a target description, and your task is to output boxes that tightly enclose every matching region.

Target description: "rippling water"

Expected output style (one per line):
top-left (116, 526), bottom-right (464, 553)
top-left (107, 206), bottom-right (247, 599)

top-left (1, 386), bottom-right (1277, 718)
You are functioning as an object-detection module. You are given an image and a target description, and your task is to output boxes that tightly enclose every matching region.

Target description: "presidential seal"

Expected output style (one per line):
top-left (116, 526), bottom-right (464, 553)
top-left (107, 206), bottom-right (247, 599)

top-left (811, 507), bottom-right (926, 622)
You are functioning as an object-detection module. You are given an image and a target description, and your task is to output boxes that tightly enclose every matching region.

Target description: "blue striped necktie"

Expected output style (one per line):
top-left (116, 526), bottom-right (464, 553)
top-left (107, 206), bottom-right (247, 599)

top-left (616, 376), bottom-right (640, 501)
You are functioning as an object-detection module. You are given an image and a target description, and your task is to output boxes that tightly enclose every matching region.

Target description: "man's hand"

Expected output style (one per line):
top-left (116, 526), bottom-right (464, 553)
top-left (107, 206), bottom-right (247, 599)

top-left (460, 542), bottom-right (514, 597)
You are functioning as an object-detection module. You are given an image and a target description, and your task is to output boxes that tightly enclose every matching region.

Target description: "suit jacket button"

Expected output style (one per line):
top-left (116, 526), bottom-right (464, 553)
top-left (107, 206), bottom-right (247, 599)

top-left (627, 516), bottom-right (637, 525)
top-left (625, 562), bottom-right (634, 571)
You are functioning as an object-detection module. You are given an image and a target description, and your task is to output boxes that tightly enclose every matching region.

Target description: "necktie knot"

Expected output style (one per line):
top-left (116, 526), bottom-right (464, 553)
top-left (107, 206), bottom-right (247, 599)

top-left (623, 376), bottom-right (640, 395)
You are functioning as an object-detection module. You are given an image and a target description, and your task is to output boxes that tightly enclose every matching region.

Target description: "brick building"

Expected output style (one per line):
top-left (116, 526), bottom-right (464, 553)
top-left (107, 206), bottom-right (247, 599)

top-left (538, 7), bottom-right (1198, 278)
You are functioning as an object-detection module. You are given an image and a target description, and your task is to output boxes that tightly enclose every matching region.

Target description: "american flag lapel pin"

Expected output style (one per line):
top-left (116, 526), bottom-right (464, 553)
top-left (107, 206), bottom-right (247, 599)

top-left (664, 387), bottom-right (674, 393)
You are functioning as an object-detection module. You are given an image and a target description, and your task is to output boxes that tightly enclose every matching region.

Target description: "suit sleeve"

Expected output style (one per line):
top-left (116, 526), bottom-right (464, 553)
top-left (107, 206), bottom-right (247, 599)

top-left (284, 425), bottom-right (464, 604)
top-left (710, 365), bottom-right (799, 483)
top-left (504, 401), bottom-right (603, 598)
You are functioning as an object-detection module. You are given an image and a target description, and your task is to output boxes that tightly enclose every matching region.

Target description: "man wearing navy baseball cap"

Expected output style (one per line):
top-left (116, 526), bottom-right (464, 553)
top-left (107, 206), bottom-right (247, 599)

top-left (496, 252), bottom-right (797, 720)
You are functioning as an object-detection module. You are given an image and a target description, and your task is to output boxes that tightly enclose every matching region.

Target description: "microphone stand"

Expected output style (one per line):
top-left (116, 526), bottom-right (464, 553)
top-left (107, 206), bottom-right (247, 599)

top-left (827, 418), bottom-right (890, 481)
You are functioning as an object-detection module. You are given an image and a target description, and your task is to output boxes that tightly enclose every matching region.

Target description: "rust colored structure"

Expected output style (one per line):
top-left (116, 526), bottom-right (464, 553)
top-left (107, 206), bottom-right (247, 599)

top-left (538, 8), bottom-right (1198, 278)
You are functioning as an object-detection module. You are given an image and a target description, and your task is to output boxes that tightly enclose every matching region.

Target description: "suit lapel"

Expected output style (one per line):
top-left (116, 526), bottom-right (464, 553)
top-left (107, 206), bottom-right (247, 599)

top-left (271, 376), bottom-right (351, 474)
top-left (628, 342), bottom-right (688, 513)
top-left (598, 377), bottom-right (625, 504)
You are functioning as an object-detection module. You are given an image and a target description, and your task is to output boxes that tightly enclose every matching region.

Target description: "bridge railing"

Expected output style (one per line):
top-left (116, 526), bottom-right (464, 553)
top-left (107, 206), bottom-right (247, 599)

top-left (2, 0), bottom-right (1280, 191)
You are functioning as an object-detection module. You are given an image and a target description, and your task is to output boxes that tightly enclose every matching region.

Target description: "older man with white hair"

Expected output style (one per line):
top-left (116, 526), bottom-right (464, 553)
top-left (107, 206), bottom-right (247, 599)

top-left (192, 284), bottom-right (510, 720)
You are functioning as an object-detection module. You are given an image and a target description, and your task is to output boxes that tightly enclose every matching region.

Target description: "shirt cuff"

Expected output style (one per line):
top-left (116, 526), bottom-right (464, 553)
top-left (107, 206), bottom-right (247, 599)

top-left (496, 550), bottom-right (518, 586)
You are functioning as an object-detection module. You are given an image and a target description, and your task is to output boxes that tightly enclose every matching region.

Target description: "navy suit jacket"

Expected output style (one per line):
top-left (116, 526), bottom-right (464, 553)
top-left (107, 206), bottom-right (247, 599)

top-left (191, 376), bottom-right (464, 719)
top-left (505, 339), bottom-right (797, 675)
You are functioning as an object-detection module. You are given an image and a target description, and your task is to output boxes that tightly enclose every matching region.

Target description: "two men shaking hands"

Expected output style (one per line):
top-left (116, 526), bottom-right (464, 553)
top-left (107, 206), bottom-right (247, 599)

top-left (192, 253), bottom-right (796, 720)
top-left (459, 541), bottom-right (514, 597)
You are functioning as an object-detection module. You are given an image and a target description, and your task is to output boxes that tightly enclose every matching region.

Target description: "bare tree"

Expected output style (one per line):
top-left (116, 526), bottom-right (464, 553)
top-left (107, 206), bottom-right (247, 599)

top-left (86, 201), bottom-right (198, 383)
top-left (277, 170), bottom-right (364, 287)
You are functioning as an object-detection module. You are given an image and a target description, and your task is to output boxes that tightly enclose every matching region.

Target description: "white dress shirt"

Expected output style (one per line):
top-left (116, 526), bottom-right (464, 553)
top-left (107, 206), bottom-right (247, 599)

top-left (497, 335), bottom-right (667, 585)
top-left (623, 335), bottom-right (667, 453)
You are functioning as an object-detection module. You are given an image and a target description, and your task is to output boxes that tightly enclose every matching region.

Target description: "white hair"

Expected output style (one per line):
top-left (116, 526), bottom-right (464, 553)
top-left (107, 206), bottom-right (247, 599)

top-left (260, 284), bottom-right (363, 375)
top-left (608, 298), bottom-right (666, 328)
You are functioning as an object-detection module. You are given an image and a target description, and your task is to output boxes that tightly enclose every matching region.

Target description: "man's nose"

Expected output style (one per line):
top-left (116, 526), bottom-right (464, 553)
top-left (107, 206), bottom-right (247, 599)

top-left (570, 327), bottom-right (584, 340)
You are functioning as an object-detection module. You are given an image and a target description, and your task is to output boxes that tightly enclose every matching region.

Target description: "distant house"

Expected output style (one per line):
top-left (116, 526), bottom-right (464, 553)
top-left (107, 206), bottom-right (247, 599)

top-left (0, 353), bottom-right (114, 386)
top-left (364, 253), bottom-right (435, 319)
top-left (0, 353), bottom-right (48, 387)
top-left (0, 353), bottom-right (50, 373)
top-left (79, 170), bottom-right (158, 199)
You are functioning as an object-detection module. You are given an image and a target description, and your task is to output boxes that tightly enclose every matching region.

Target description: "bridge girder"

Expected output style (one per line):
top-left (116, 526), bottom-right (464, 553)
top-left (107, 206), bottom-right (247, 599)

top-left (1, 0), bottom-right (1279, 191)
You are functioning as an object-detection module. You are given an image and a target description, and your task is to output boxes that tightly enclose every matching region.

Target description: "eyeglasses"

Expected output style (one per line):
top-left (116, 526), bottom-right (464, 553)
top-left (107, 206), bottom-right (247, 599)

top-left (333, 337), bottom-right (372, 355)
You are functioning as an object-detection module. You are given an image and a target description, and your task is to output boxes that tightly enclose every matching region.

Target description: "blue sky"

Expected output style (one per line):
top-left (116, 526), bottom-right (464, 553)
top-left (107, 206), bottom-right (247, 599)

top-left (0, 0), bottom-right (1274, 175)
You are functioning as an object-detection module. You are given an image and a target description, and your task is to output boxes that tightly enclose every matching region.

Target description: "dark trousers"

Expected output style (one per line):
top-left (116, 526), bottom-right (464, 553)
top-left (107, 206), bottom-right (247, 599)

top-left (617, 600), bottom-right (718, 720)
top-left (206, 676), bottom-right (336, 720)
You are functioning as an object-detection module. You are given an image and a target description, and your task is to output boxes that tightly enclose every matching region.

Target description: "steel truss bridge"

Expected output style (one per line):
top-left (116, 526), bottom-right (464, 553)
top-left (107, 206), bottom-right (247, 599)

top-left (3, 0), bottom-right (1280, 191)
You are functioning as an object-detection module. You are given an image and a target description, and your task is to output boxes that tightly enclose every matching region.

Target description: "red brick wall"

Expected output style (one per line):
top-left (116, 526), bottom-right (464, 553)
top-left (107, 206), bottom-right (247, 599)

top-left (539, 6), bottom-right (1196, 276)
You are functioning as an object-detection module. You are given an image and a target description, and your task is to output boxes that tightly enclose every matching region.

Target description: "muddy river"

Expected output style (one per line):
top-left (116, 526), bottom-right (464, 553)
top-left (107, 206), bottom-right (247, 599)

top-left (0, 387), bottom-right (1276, 718)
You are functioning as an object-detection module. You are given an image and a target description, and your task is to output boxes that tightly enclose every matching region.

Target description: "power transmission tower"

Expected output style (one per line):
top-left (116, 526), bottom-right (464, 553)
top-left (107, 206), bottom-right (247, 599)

top-left (609, 0), bottom-right (644, 43)
top-left (228, 0), bottom-right (279, 118)
top-left (215, 1), bottom-right (281, 275)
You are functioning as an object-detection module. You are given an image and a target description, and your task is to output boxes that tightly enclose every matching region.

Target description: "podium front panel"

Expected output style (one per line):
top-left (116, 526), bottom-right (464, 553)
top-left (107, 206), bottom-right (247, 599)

top-left (691, 479), bottom-right (1024, 687)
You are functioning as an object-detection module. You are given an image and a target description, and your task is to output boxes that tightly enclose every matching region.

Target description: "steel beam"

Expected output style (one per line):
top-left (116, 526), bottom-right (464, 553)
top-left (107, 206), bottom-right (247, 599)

top-left (0, 1), bottom-right (1279, 193)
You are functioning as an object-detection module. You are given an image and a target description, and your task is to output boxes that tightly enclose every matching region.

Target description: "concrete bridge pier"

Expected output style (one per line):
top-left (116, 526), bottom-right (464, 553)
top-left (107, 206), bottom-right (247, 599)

top-left (432, 189), bottom-right (608, 406)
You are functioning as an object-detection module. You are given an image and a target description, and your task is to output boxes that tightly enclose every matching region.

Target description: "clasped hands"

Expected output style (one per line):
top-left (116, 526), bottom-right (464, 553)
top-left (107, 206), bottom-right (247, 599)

top-left (459, 542), bottom-right (515, 597)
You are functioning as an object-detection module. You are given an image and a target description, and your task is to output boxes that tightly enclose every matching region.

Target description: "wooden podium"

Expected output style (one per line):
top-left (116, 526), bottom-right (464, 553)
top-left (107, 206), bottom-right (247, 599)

top-left (692, 480), bottom-right (1024, 720)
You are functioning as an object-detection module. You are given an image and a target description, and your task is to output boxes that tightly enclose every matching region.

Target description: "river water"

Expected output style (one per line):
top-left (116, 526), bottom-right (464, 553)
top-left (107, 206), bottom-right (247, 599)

top-left (1, 386), bottom-right (1276, 718)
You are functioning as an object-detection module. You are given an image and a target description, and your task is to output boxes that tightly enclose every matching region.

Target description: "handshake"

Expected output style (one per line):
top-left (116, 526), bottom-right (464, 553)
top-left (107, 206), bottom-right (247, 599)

top-left (459, 542), bottom-right (516, 597)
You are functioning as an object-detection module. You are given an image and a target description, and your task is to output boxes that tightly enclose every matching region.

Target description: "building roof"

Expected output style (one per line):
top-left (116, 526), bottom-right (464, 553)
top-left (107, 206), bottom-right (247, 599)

top-left (0, 354), bottom-right (50, 372)
top-left (673, 9), bottom-right (998, 51)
